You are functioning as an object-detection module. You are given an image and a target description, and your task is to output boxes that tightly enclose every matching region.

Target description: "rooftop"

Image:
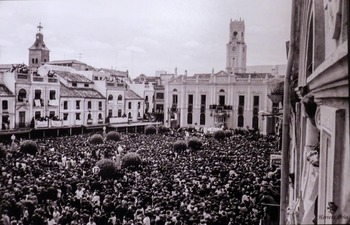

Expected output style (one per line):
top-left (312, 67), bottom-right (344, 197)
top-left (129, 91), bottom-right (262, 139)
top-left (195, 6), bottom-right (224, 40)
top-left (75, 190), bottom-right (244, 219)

top-left (124, 90), bottom-right (143, 100)
top-left (60, 83), bottom-right (104, 99)
top-left (0, 84), bottom-right (14, 96)
top-left (54, 70), bottom-right (92, 83)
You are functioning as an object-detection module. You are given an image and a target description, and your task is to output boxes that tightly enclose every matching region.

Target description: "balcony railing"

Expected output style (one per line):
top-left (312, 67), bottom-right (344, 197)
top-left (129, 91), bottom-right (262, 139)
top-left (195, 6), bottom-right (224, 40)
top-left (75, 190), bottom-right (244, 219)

top-left (17, 74), bottom-right (28, 79)
top-left (33, 77), bottom-right (44, 82)
top-left (33, 99), bottom-right (44, 107)
top-left (209, 104), bottom-right (233, 110)
top-left (107, 82), bottom-right (114, 87)
top-left (48, 78), bottom-right (58, 83)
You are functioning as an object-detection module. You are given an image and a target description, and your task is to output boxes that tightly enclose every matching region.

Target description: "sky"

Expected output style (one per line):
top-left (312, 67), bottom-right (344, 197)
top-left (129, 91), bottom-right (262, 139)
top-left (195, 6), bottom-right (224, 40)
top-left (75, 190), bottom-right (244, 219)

top-left (0, 0), bottom-right (292, 78)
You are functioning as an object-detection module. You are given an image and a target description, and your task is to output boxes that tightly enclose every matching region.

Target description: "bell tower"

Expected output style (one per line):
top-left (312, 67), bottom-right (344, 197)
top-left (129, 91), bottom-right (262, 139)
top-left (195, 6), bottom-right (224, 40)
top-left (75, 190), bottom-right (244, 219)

top-left (28, 23), bottom-right (50, 68)
top-left (226, 19), bottom-right (247, 74)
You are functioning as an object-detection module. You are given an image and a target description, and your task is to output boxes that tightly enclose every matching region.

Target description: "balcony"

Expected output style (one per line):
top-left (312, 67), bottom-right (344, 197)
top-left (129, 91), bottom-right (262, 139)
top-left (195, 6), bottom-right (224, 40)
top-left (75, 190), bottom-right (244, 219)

top-left (109, 117), bottom-right (128, 124)
top-left (87, 119), bottom-right (93, 125)
top-left (33, 99), bottom-right (44, 107)
top-left (33, 77), bottom-right (44, 82)
top-left (48, 78), bottom-right (58, 83)
top-left (48, 99), bottom-right (59, 106)
top-left (107, 82), bottom-right (114, 87)
top-left (209, 104), bottom-right (233, 110)
top-left (50, 120), bottom-right (62, 127)
top-left (35, 119), bottom-right (49, 129)
top-left (17, 73), bottom-right (28, 80)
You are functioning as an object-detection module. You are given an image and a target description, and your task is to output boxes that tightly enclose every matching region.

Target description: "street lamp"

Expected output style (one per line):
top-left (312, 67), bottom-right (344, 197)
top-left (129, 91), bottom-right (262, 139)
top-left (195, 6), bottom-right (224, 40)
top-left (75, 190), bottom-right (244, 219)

top-left (103, 126), bottom-right (106, 137)
top-left (11, 134), bottom-right (16, 143)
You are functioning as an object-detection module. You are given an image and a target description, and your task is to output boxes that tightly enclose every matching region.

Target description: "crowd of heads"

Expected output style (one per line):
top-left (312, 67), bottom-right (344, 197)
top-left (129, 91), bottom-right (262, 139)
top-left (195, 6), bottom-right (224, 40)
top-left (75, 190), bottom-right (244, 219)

top-left (1, 128), bottom-right (280, 225)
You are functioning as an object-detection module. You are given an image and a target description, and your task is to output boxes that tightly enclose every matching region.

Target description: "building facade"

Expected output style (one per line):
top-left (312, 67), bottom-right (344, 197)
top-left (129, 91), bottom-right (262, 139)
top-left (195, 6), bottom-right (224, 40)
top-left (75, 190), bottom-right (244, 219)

top-left (283, 0), bottom-right (349, 224)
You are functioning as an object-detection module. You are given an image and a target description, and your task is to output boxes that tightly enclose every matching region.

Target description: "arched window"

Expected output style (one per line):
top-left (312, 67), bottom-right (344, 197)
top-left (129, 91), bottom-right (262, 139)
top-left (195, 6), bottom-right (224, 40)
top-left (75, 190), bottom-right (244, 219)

top-left (87, 113), bottom-right (92, 120)
top-left (219, 89), bottom-right (225, 93)
top-left (128, 102), bottom-right (132, 109)
top-left (117, 95), bottom-right (122, 101)
top-left (173, 89), bottom-right (178, 92)
top-left (200, 113), bottom-right (205, 125)
top-left (233, 31), bottom-right (238, 37)
top-left (108, 94), bottom-right (113, 101)
top-left (32, 58), bottom-right (35, 64)
top-left (128, 112), bottom-right (131, 118)
top-left (238, 115), bottom-right (244, 127)
top-left (35, 58), bottom-right (38, 64)
top-left (145, 96), bottom-right (148, 102)
top-left (98, 113), bottom-right (102, 119)
top-left (18, 89), bottom-right (27, 102)
top-left (187, 113), bottom-right (193, 124)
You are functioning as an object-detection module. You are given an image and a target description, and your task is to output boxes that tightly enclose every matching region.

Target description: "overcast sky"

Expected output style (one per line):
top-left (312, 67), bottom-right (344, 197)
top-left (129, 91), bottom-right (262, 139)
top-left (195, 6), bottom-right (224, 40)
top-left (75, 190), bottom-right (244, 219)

top-left (0, 0), bottom-right (291, 78)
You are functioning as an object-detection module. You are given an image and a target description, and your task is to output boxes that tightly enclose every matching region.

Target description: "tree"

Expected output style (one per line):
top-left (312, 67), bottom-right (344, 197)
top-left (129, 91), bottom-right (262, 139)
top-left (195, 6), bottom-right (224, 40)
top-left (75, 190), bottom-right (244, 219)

top-left (122, 152), bottom-right (141, 169)
top-left (145, 125), bottom-right (156, 135)
top-left (188, 137), bottom-right (202, 150)
top-left (106, 131), bottom-right (121, 142)
top-left (213, 130), bottom-right (226, 141)
top-left (89, 134), bottom-right (104, 145)
top-left (173, 140), bottom-right (187, 152)
top-left (158, 125), bottom-right (169, 134)
top-left (96, 159), bottom-right (117, 179)
top-left (20, 140), bottom-right (38, 155)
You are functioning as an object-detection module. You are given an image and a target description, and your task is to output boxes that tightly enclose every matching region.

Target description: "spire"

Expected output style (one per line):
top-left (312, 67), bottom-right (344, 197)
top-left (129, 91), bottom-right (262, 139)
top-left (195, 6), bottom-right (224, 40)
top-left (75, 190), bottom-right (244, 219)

top-left (37, 22), bottom-right (43, 34)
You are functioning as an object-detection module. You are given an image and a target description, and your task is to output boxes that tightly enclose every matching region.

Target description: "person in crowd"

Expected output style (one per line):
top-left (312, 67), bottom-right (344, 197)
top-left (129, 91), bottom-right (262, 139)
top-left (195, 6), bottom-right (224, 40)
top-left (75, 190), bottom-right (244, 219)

top-left (0, 129), bottom-right (280, 225)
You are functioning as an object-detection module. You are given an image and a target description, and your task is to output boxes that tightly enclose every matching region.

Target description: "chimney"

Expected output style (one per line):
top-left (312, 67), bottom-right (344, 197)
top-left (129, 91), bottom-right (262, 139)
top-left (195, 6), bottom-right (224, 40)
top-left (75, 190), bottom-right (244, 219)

top-left (175, 67), bottom-right (177, 76)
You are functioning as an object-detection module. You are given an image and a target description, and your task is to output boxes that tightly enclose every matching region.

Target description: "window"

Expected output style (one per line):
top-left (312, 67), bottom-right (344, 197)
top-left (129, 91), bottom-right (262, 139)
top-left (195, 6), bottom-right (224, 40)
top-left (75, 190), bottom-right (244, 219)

top-left (200, 95), bottom-right (206, 113)
top-left (253, 96), bottom-right (259, 107)
top-left (138, 102), bottom-right (141, 109)
top-left (87, 113), bottom-right (92, 120)
top-left (32, 58), bottom-right (34, 64)
top-left (156, 93), bottom-right (164, 99)
top-left (188, 95), bottom-right (193, 113)
top-left (306, 14), bottom-right (314, 77)
top-left (72, 82), bottom-right (77, 87)
top-left (18, 89), bottom-right (27, 102)
top-left (75, 113), bottom-right (81, 120)
top-left (2, 101), bottom-right (8, 110)
top-left (108, 109), bottom-right (112, 118)
top-left (87, 101), bottom-right (91, 109)
top-left (187, 113), bottom-right (193, 124)
top-left (49, 90), bottom-right (56, 100)
top-left (145, 96), bottom-right (149, 102)
top-left (128, 112), bottom-right (131, 118)
top-left (219, 96), bottom-right (225, 106)
top-left (99, 101), bottom-right (102, 110)
top-left (238, 115), bottom-right (244, 127)
top-left (63, 113), bottom-right (68, 121)
top-left (49, 111), bottom-right (55, 118)
top-left (63, 101), bottom-right (68, 110)
top-left (252, 116), bottom-right (259, 130)
top-left (200, 113), bottom-right (205, 125)
top-left (35, 58), bottom-right (38, 64)
top-left (239, 95), bottom-right (245, 106)
top-left (128, 102), bottom-right (132, 109)
top-left (34, 90), bottom-right (41, 99)
top-left (118, 109), bottom-right (122, 117)
top-left (35, 111), bottom-right (41, 119)
top-left (76, 100), bottom-right (80, 110)
top-left (84, 83), bottom-right (89, 87)
top-left (98, 113), bottom-right (102, 119)
top-left (172, 95), bottom-right (178, 105)
top-left (117, 95), bottom-right (122, 101)
top-left (108, 94), bottom-right (113, 101)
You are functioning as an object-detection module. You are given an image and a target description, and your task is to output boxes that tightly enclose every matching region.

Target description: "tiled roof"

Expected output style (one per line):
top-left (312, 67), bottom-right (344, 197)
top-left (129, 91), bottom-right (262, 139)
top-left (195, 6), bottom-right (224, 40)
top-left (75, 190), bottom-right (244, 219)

top-left (54, 70), bottom-right (92, 83)
top-left (60, 83), bottom-right (104, 99)
top-left (0, 84), bottom-right (14, 96)
top-left (125, 90), bottom-right (143, 100)
top-left (98, 68), bottom-right (128, 77)
top-left (133, 74), bottom-right (158, 83)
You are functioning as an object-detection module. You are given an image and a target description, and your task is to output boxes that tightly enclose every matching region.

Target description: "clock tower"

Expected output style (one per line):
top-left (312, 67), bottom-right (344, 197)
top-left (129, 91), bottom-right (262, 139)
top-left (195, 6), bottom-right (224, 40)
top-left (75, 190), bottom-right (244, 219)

top-left (226, 19), bottom-right (247, 74)
top-left (28, 23), bottom-right (50, 68)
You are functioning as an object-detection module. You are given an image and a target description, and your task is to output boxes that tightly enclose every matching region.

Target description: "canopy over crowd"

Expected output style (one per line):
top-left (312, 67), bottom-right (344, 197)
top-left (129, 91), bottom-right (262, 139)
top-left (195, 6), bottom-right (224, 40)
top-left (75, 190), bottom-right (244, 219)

top-left (1, 129), bottom-right (280, 225)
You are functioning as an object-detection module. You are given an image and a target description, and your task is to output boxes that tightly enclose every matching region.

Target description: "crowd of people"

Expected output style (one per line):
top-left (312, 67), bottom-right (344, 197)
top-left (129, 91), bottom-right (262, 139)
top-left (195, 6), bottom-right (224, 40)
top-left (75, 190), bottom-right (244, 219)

top-left (0, 128), bottom-right (280, 225)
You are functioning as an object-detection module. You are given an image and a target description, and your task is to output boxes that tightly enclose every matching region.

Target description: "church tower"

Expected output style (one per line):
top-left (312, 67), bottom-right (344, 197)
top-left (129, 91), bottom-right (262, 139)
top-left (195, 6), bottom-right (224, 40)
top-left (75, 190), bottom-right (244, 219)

top-left (226, 19), bottom-right (247, 74)
top-left (28, 23), bottom-right (50, 68)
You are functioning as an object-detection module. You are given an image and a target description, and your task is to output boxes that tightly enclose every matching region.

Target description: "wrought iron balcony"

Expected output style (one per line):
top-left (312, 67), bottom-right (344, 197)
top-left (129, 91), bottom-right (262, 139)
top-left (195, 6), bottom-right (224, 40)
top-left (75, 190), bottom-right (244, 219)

top-left (209, 104), bottom-right (232, 110)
